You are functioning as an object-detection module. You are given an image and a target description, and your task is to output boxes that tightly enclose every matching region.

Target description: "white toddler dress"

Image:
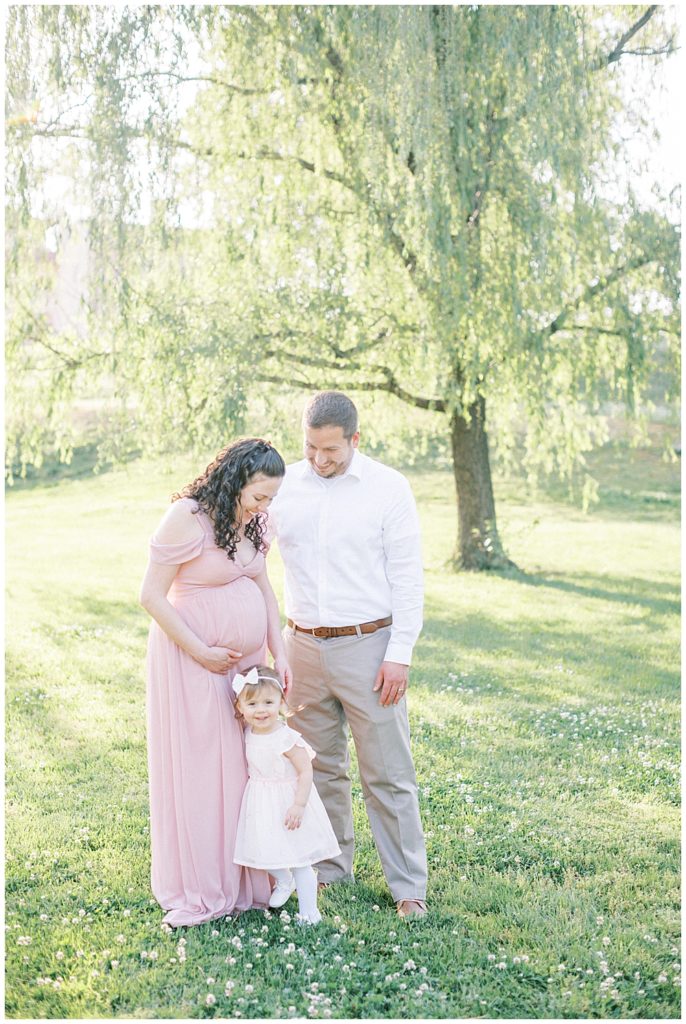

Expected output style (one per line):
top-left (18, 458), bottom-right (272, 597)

top-left (234, 724), bottom-right (341, 870)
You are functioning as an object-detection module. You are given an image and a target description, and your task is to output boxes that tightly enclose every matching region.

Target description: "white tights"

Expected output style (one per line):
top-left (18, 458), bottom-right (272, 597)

top-left (271, 866), bottom-right (320, 923)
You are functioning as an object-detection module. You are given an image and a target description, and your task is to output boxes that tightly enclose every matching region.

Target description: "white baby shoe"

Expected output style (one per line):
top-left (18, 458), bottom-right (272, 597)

top-left (268, 874), bottom-right (295, 908)
top-left (296, 910), bottom-right (322, 926)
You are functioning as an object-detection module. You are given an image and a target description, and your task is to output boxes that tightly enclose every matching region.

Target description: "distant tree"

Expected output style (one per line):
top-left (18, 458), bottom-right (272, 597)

top-left (5, 5), bottom-right (680, 567)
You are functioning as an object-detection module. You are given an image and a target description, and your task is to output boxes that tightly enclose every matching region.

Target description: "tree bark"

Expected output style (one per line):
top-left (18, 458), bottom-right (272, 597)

top-left (450, 398), bottom-right (514, 570)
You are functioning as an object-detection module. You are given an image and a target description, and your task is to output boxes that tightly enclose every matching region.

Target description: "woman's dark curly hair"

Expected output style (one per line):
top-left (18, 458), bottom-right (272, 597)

top-left (173, 438), bottom-right (285, 560)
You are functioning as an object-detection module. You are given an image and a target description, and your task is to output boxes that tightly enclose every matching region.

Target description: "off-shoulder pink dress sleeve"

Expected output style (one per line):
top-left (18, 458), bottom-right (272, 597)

top-left (146, 499), bottom-right (271, 925)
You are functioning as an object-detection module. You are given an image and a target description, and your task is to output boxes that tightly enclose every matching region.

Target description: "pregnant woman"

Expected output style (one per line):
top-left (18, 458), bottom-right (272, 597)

top-left (140, 438), bottom-right (290, 926)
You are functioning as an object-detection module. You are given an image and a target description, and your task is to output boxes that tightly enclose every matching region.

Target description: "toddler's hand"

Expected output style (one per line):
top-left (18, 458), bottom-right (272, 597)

top-left (284, 803), bottom-right (305, 830)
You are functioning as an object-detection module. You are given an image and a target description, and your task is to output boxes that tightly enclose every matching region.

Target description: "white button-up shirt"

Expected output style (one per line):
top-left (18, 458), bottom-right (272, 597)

top-left (269, 449), bottom-right (423, 665)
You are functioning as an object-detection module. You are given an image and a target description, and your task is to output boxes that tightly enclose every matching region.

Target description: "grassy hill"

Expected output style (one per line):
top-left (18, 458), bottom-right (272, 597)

top-left (5, 442), bottom-right (680, 1019)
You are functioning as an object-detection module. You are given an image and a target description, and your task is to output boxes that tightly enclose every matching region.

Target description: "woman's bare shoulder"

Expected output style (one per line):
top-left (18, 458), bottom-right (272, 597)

top-left (153, 497), bottom-right (205, 544)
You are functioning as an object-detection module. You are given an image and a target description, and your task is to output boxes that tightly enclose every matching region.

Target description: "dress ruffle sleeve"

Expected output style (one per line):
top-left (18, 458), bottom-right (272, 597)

top-left (275, 725), bottom-right (316, 761)
top-left (149, 532), bottom-right (204, 565)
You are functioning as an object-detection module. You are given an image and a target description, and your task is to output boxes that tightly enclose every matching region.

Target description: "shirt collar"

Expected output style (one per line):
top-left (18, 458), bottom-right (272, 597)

top-left (345, 449), bottom-right (364, 480)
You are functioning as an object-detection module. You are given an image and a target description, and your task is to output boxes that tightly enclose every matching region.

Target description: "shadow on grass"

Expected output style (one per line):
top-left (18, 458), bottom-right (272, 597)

top-left (42, 594), bottom-right (150, 641)
top-left (506, 569), bottom-right (680, 617)
top-left (417, 601), bottom-right (680, 705)
top-left (6, 443), bottom-right (141, 492)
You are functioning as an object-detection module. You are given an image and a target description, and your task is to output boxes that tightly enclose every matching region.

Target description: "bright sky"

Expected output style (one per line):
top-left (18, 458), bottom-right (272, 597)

top-left (611, 22), bottom-right (682, 218)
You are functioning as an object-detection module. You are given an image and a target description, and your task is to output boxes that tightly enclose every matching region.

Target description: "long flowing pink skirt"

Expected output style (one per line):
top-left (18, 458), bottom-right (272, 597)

top-left (146, 576), bottom-right (271, 925)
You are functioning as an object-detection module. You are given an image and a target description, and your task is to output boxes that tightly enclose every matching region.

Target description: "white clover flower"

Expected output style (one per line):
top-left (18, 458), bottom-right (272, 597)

top-left (245, 984), bottom-right (254, 993)
top-left (17, 936), bottom-right (32, 946)
top-left (206, 994), bottom-right (216, 1006)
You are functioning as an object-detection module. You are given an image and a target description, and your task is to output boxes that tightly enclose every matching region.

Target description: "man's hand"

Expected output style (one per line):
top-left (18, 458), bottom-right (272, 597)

top-left (373, 661), bottom-right (409, 707)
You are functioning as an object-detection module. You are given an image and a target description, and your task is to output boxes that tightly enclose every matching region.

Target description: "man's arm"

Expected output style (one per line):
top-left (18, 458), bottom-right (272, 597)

top-left (373, 477), bottom-right (424, 706)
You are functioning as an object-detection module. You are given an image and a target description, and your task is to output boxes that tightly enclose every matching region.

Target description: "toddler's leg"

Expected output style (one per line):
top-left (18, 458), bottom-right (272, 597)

top-left (292, 865), bottom-right (321, 924)
top-left (268, 868), bottom-right (295, 908)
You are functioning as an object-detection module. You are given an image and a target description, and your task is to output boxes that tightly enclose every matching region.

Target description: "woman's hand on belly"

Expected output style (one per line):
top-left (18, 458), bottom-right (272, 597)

top-left (194, 644), bottom-right (243, 674)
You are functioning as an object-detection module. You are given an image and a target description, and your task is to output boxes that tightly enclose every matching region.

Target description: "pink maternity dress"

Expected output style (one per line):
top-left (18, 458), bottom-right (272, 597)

top-left (146, 498), bottom-right (271, 925)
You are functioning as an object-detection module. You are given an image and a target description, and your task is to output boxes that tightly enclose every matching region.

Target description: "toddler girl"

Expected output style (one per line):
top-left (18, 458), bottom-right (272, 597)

top-left (233, 665), bottom-right (340, 924)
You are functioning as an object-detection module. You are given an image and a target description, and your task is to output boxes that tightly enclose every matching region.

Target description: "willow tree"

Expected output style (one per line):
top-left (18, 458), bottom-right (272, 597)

top-left (6, 5), bottom-right (680, 567)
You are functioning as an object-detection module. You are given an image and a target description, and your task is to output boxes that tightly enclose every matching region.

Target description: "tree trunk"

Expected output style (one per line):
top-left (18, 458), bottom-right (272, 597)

top-left (450, 398), bottom-right (514, 570)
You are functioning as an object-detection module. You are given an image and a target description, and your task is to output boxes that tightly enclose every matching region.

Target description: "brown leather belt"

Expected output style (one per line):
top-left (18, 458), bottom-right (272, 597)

top-left (287, 616), bottom-right (392, 639)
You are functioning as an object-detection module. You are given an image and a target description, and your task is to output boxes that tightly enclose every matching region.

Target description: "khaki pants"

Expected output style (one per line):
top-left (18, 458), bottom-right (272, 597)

top-left (284, 624), bottom-right (427, 902)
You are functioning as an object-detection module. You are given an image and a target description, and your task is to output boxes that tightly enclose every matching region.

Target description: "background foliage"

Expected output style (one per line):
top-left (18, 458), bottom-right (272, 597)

top-left (5, 7), bottom-right (680, 525)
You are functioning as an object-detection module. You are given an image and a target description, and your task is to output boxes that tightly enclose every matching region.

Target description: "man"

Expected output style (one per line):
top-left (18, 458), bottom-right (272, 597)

top-left (270, 391), bottom-right (427, 918)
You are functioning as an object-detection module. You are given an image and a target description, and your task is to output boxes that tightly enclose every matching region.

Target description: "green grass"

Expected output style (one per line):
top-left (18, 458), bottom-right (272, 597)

top-left (5, 443), bottom-right (681, 1019)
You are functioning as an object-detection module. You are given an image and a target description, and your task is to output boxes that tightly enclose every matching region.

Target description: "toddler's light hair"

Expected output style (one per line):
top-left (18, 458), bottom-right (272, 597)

top-left (234, 664), bottom-right (295, 718)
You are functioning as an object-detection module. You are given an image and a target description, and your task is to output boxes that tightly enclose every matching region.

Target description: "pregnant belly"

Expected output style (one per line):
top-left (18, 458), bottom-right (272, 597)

top-left (178, 576), bottom-right (268, 656)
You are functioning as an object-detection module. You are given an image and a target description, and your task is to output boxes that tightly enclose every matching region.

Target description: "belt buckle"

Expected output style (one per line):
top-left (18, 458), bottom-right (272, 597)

top-left (313, 627), bottom-right (329, 638)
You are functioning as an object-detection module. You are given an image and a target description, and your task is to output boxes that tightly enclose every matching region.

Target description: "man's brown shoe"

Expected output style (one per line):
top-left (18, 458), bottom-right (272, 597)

top-left (396, 899), bottom-right (427, 919)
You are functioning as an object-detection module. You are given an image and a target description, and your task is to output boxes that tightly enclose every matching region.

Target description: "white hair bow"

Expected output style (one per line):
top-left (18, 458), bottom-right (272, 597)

top-left (232, 666), bottom-right (259, 696)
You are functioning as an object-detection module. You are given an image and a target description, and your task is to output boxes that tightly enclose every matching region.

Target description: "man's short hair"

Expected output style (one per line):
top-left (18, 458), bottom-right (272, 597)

top-left (303, 391), bottom-right (359, 439)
